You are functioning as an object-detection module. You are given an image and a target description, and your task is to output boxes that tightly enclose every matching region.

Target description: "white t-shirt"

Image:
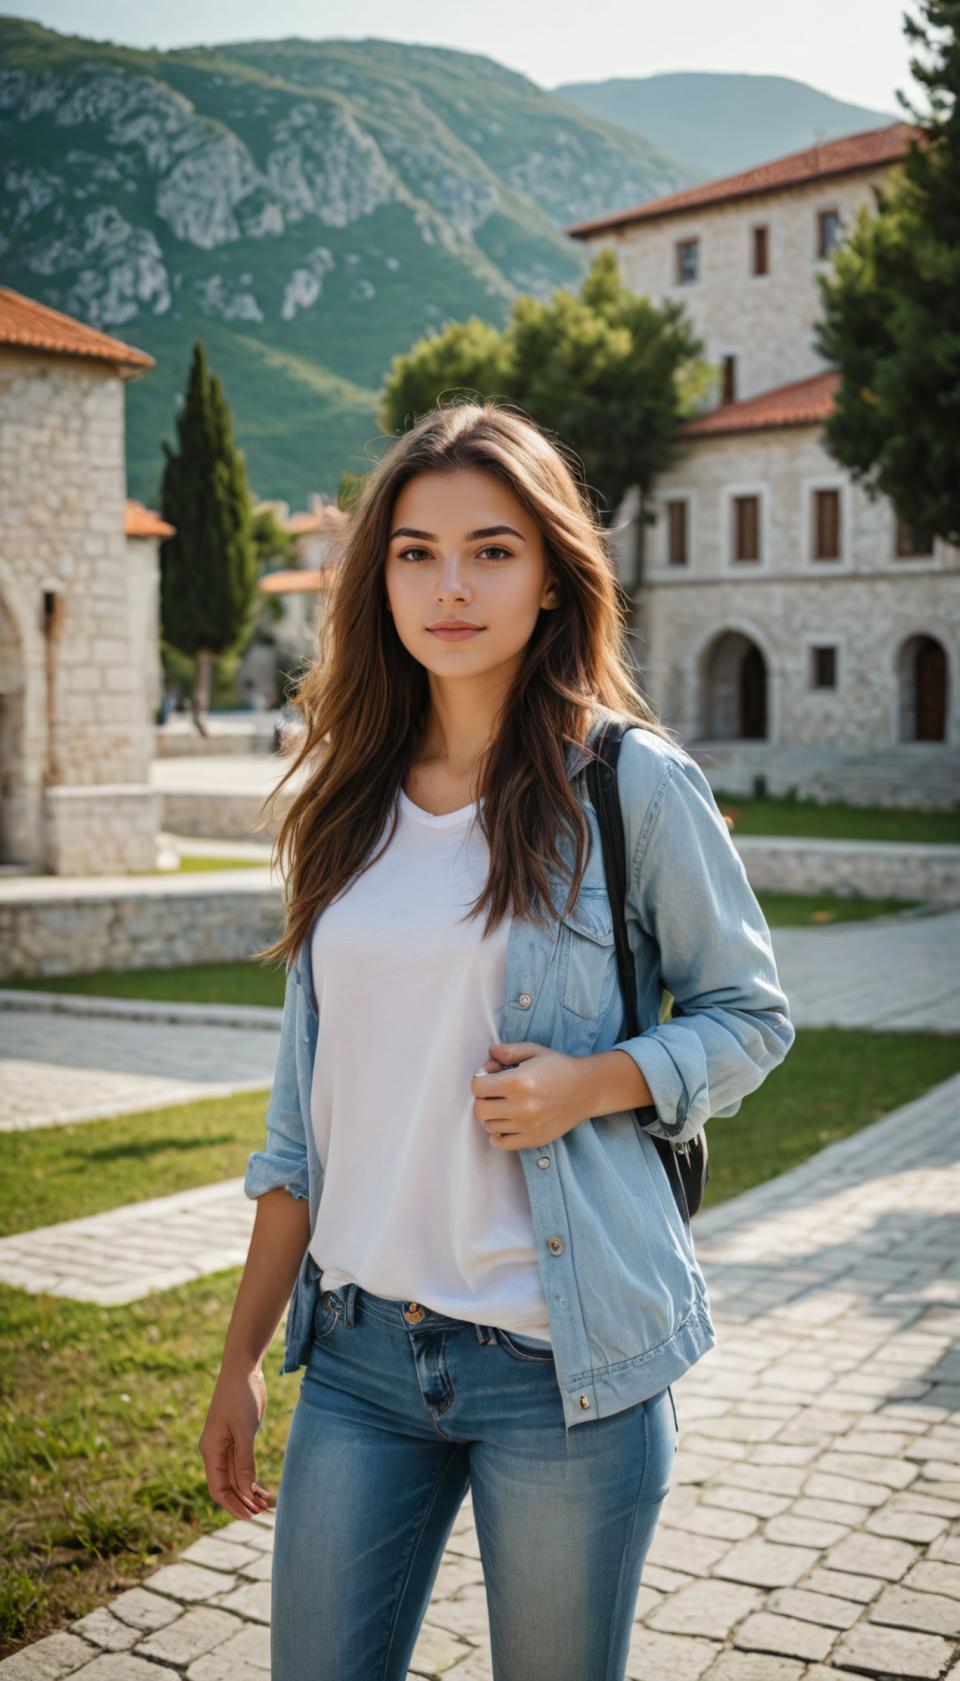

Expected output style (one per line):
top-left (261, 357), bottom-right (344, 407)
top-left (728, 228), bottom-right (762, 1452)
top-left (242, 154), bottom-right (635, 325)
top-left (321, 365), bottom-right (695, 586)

top-left (306, 784), bottom-right (553, 1345)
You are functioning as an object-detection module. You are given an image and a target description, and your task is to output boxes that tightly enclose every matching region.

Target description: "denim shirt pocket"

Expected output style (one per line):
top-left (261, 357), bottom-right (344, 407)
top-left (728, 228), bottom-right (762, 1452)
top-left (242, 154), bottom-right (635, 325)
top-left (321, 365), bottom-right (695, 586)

top-left (555, 887), bottom-right (619, 1022)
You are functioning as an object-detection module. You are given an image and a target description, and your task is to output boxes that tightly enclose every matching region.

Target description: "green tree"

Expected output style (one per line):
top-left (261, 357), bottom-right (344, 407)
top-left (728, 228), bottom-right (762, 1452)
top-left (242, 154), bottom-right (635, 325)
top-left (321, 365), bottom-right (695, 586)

top-left (336, 468), bottom-right (371, 515)
top-left (159, 343), bottom-right (258, 733)
top-left (813, 0), bottom-right (960, 544)
top-left (380, 317), bottom-right (505, 438)
top-left (379, 250), bottom-right (712, 569)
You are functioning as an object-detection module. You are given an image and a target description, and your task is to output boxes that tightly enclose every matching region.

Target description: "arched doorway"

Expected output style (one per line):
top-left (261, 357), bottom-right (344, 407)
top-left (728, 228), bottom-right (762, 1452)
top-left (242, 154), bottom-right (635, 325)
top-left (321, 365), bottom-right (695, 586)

top-left (897, 634), bottom-right (948, 741)
top-left (702, 630), bottom-right (768, 739)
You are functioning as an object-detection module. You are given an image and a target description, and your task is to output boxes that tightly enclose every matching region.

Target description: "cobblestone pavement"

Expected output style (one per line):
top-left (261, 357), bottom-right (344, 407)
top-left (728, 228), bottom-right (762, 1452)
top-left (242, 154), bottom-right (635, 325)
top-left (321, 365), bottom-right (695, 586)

top-left (772, 906), bottom-right (960, 1036)
top-left (0, 1179), bottom-right (251, 1303)
top-left (2, 1073), bottom-right (958, 1680)
top-left (0, 994), bottom-right (279, 1132)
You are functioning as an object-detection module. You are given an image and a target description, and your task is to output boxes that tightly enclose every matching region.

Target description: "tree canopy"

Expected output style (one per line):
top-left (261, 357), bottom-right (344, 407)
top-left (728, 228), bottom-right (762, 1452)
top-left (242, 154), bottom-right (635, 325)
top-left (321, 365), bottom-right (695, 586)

top-left (379, 249), bottom-right (713, 535)
top-left (814, 0), bottom-right (960, 544)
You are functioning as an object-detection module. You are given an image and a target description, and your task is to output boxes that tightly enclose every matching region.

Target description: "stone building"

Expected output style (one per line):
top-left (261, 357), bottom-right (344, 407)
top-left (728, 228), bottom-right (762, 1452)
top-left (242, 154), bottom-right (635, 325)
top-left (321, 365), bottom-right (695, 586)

top-left (241, 494), bottom-right (346, 704)
top-left (568, 122), bottom-right (960, 803)
top-left (0, 284), bottom-right (167, 873)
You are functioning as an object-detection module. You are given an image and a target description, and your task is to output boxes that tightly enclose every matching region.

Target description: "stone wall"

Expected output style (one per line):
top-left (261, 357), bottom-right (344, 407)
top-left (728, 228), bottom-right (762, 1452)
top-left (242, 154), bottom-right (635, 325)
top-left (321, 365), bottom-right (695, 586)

top-left (1, 845), bottom-right (956, 980)
top-left (0, 346), bottom-right (157, 872)
top-left (602, 169), bottom-right (896, 401)
top-left (0, 879), bottom-right (285, 980)
top-left (638, 424), bottom-right (960, 752)
top-left (44, 785), bottom-right (161, 874)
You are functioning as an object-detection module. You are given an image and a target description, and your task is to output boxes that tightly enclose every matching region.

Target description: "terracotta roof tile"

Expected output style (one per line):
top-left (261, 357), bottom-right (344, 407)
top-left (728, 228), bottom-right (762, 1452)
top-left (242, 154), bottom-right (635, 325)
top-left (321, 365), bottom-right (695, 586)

top-left (259, 567), bottom-right (338, 594)
top-left (567, 121), bottom-right (924, 238)
top-left (284, 507), bottom-right (348, 535)
top-left (125, 498), bottom-right (174, 539)
top-left (0, 285), bottom-right (154, 371)
top-left (676, 369), bottom-right (840, 438)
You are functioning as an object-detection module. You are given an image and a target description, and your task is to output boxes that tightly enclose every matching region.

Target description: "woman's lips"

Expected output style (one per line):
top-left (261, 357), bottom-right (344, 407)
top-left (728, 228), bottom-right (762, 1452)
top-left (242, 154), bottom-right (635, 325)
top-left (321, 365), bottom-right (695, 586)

top-left (427, 626), bottom-right (485, 641)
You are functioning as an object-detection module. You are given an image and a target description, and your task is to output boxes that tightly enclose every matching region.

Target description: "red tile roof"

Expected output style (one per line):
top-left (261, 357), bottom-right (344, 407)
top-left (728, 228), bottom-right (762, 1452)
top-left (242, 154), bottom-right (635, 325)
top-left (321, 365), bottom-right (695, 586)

top-left (259, 567), bottom-right (337, 594)
top-left (0, 285), bottom-right (154, 372)
top-left (125, 498), bottom-right (174, 539)
top-left (284, 506), bottom-right (348, 536)
top-left (676, 369), bottom-right (840, 438)
top-left (567, 121), bottom-right (925, 238)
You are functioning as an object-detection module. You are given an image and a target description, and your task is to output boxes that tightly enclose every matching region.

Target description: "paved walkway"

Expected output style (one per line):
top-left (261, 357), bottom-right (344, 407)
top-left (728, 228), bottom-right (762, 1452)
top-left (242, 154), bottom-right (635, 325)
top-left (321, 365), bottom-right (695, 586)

top-left (0, 1179), bottom-right (251, 1304)
top-left (0, 993), bottom-right (279, 1132)
top-left (2, 1072), bottom-right (957, 1680)
top-left (772, 906), bottom-right (960, 1036)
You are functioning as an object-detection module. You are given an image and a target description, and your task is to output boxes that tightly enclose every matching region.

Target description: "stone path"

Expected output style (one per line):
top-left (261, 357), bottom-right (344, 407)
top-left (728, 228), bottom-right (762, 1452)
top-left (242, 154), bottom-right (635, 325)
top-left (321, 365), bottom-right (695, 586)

top-left (2, 1072), bottom-right (958, 1680)
top-left (0, 1179), bottom-right (251, 1304)
top-left (772, 906), bottom-right (960, 1036)
top-left (0, 993), bottom-right (279, 1132)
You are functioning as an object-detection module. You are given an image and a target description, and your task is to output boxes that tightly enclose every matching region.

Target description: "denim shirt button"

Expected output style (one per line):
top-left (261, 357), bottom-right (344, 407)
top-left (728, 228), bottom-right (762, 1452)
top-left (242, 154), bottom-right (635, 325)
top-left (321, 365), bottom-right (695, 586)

top-left (537, 1155), bottom-right (551, 1168)
top-left (547, 1235), bottom-right (564, 1254)
top-left (517, 992), bottom-right (533, 1008)
top-left (579, 1394), bottom-right (591, 1409)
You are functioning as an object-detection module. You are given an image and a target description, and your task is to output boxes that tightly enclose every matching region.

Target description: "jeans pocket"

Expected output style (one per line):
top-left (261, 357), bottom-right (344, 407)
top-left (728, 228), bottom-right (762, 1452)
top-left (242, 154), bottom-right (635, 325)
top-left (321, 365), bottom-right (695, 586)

top-left (313, 1288), bottom-right (343, 1343)
top-left (494, 1327), bottom-right (556, 1363)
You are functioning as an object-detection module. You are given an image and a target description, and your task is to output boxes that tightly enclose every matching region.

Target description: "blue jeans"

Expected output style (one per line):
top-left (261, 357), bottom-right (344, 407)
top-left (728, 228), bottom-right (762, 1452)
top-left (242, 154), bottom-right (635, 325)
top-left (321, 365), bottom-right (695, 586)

top-left (270, 1280), bottom-right (679, 1681)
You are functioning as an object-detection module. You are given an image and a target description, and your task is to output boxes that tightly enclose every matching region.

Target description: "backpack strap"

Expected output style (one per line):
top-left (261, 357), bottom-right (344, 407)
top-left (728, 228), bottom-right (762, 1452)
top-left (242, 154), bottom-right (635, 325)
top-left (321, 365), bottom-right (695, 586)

top-left (583, 715), bottom-right (691, 1223)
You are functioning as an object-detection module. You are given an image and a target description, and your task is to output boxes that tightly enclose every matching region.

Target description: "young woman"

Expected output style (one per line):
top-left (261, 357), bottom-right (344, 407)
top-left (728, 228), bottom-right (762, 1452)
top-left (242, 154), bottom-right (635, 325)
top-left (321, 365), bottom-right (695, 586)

top-left (199, 399), bottom-right (795, 1681)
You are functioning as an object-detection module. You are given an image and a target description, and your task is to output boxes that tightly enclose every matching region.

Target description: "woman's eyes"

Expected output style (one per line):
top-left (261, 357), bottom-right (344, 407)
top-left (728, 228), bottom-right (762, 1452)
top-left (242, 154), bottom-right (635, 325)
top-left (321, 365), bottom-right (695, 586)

top-left (398, 546), bottom-right (512, 563)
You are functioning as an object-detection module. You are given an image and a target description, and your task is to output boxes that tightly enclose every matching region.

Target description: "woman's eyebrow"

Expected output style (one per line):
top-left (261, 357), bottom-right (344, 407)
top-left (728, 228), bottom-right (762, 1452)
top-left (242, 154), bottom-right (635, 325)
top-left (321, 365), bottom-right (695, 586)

top-left (388, 524), bottom-right (524, 541)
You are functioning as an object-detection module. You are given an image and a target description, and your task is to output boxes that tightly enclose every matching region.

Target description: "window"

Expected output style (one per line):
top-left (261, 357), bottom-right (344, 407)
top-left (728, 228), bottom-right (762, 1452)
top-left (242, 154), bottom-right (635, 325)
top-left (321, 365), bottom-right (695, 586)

top-left (733, 495), bottom-right (760, 562)
top-left (666, 499), bottom-right (688, 566)
top-left (721, 355), bottom-right (737, 405)
top-left (752, 225), bottom-right (769, 275)
top-left (676, 238), bottom-right (699, 283)
top-left (810, 646), bottom-right (837, 689)
top-left (817, 208), bottom-right (841, 257)
top-left (895, 513), bottom-right (935, 557)
top-left (813, 488), bottom-right (841, 560)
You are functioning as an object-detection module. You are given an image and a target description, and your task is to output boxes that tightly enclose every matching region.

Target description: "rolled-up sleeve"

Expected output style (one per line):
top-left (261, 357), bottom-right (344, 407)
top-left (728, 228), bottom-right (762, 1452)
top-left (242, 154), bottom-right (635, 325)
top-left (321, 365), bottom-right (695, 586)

top-left (611, 752), bottom-right (795, 1146)
top-left (243, 962), bottom-right (310, 1204)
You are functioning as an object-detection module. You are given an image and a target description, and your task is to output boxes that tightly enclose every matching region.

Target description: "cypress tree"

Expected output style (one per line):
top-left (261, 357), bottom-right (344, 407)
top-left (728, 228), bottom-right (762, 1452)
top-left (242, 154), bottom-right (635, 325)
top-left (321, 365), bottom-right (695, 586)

top-left (159, 342), bottom-right (257, 733)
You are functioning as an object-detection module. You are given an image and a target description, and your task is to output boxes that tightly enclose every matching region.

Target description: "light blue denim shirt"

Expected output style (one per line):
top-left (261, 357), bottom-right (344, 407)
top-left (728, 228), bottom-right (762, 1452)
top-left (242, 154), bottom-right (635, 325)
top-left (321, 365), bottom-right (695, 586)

top-left (244, 709), bottom-right (795, 1431)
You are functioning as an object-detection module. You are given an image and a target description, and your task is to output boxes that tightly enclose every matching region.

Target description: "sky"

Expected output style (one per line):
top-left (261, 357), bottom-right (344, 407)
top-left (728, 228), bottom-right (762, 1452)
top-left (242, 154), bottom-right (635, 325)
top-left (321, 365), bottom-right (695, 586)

top-left (6, 0), bottom-right (927, 115)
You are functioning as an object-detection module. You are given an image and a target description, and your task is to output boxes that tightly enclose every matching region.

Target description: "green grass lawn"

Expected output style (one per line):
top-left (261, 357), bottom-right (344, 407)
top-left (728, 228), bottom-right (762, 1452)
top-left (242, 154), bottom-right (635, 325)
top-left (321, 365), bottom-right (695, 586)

top-left (2, 1023), bottom-right (960, 1654)
top-left (174, 855), bottom-right (271, 872)
top-left (7, 961), bottom-right (287, 1008)
top-left (0, 1091), bottom-right (271, 1237)
top-left (713, 791), bottom-right (960, 844)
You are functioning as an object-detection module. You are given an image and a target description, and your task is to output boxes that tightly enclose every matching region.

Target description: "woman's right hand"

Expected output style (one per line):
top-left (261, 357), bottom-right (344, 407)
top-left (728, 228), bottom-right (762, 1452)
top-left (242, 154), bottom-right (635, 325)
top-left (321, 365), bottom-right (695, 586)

top-left (198, 1366), bottom-right (272, 1522)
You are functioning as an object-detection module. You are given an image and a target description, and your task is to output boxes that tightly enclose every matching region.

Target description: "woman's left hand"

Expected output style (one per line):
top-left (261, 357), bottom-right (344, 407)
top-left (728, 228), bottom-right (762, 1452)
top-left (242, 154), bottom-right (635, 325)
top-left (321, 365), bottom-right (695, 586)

top-left (470, 1041), bottom-right (590, 1150)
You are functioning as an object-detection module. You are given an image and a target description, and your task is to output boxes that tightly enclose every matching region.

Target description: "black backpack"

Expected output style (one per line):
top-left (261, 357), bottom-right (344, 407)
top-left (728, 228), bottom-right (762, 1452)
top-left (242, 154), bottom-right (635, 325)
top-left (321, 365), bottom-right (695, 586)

top-left (583, 717), bottom-right (710, 1223)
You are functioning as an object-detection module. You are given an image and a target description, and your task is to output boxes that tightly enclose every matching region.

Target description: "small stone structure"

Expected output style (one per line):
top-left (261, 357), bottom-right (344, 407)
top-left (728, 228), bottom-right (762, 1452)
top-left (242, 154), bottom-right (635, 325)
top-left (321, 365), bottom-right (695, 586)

top-left (0, 285), bottom-right (168, 875)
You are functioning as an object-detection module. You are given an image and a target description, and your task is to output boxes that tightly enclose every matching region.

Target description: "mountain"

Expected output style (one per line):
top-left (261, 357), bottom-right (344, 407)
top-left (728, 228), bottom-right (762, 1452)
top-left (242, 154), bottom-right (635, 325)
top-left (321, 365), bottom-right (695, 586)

top-left (0, 20), bottom-right (708, 505)
top-left (551, 71), bottom-right (901, 181)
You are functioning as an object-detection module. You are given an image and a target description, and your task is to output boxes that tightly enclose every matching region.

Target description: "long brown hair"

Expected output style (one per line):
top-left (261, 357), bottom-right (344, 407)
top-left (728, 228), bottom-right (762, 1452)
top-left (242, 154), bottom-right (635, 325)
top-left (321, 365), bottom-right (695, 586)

top-left (253, 399), bottom-right (679, 970)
